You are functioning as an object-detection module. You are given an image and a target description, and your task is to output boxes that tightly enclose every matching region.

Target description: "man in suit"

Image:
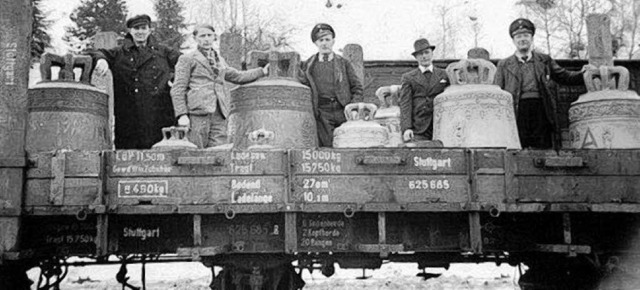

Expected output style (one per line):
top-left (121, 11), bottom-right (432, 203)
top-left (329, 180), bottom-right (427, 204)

top-left (299, 23), bottom-right (364, 147)
top-left (494, 18), bottom-right (588, 149)
top-left (170, 24), bottom-right (268, 148)
top-left (92, 14), bottom-right (180, 149)
top-left (400, 38), bottom-right (450, 142)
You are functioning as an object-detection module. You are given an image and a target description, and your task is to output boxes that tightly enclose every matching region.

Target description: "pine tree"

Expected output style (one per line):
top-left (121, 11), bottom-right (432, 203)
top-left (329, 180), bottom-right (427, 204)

top-left (32, 0), bottom-right (52, 61)
top-left (153, 0), bottom-right (187, 50)
top-left (64, 0), bottom-right (128, 46)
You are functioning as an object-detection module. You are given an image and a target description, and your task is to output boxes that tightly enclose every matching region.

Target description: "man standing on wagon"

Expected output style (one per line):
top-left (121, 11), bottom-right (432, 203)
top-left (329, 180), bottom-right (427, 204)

top-left (399, 38), bottom-right (450, 143)
top-left (299, 23), bottom-right (364, 147)
top-left (92, 14), bottom-right (181, 149)
top-left (494, 18), bottom-right (588, 149)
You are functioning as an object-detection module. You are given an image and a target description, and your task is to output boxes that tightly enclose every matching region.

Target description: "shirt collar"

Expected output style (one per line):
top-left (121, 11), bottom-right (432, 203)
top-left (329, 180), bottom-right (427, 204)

top-left (515, 50), bottom-right (533, 63)
top-left (317, 52), bottom-right (335, 62)
top-left (419, 64), bottom-right (433, 73)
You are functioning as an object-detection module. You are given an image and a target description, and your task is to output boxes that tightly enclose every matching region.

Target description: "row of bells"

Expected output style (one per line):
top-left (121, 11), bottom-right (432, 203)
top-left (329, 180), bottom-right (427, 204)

top-left (26, 53), bottom-right (640, 153)
top-left (334, 59), bottom-right (640, 150)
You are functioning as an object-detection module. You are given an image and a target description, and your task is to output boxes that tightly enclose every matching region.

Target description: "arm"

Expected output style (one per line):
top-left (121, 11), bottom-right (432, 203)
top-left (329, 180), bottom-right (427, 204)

top-left (170, 56), bottom-right (192, 118)
top-left (493, 60), bottom-right (506, 89)
top-left (224, 67), bottom-right (265, 85)
top-left (165, 47), bottom-right (182, 82)
top-left (399, 74), bottom-right (414, 135)
top-left (85, 47), bottom-right (119, 75)
top-left (93, 47), bottom-right (120, 68)
top-left (549, 58), bottom-right (584, 86)
top-left (297, 60), bottom-right (310, 86)
top-left (345, 60), bottom-right (364, 103)
top-left (166, 47), bottom-right (181, 68)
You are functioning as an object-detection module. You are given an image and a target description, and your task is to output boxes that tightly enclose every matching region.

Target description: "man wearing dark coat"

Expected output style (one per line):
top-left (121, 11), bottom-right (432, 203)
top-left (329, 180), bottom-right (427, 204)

top-left (299, 23), bottom-right (364, 147)
top-left (494, 18), bottom-right (587, 149)
top-left (399, 38), bottom-right (450, 142)
top-left (92, 14), bottom-right (181, 149)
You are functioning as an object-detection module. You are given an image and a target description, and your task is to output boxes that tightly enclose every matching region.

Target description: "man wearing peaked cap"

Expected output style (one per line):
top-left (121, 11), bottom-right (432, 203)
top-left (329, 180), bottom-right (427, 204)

top-left (88, 14), bottom-right (181, 149)
top-left (399, 38), bottom-right (449, 142)
top-left (299, 23), bottom-right (363, 147)
top-left (311, 23), bottom-right (335, 43)
top-left (509, 18), bottom-right (535, 38)
top-left (126, 14), bottom-right (151, 28)
top-left (494, 18), bottom-right (590, 149)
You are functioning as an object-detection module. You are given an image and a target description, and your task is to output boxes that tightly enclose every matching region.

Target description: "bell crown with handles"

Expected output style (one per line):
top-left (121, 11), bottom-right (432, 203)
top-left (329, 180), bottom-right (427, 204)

top-left (344, 102), bottom-right (378, 121)
top-left (248, 50), bottom-right (300, 79)
top-left (446, 58), bottom-right (497, 85)
top-left (583, 65), bottom-right (629, 91)
top-left (40, 53), bottom-right (94, 83)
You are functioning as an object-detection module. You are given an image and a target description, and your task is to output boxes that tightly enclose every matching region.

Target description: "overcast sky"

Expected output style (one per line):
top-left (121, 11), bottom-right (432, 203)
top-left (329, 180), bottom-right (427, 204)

top-left (43, 0), bottom-right (523, 60)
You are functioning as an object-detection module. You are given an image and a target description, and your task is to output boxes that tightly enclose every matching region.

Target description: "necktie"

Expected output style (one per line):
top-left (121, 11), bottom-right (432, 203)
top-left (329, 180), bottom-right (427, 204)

top-left (322, 53), bottom-right (329, 62)
top-left (521, 55), bottom-right (528, 62)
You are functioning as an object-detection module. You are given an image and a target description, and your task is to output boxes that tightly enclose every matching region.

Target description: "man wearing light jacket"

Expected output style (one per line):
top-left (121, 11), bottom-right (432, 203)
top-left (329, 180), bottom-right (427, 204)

top-left (170, 24), bottom-right (268, 148)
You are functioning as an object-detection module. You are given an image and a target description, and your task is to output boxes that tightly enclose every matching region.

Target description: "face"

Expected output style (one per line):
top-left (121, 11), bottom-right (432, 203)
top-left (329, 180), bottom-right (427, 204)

top-left (414, 49), bottom-right (433, 67)
top-left (513, 33), bottom-right (533, 53)
top-left (195, 28), bottom-right (217, 49)
top-left (314, 34), bottom-right (335, 54)
top-left (129, 24), bottom-right (151, 43)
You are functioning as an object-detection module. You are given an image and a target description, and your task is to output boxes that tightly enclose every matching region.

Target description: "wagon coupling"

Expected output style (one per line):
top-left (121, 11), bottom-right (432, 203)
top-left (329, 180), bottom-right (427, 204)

top-left (75, 208), bottom-right (87, 221)
top-left (343, 206), bottom-right (355, 218)
top-left (225, 208), bottom-right (236, 220)
top-left (488, 206), bottom-right (501, 218)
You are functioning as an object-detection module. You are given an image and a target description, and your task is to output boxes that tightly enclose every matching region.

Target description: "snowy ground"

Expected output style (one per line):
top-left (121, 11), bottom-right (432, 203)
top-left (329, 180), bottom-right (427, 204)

top-left (27, 260), bottom-right (521, 289)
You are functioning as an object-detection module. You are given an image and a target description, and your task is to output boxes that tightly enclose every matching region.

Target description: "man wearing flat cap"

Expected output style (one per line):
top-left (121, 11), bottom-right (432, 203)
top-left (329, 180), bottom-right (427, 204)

top-left (399, 38), bottom-right (450, 142)
top-left (495, 18), bottom-right (589, 149)
top-left (90, 14), bottom-right (181, 149)
top-left (299, 23), bottom-right (363, 147)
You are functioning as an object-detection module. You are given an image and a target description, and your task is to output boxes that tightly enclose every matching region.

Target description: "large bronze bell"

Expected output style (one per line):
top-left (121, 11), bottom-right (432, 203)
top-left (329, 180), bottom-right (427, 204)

top-left (227, 51), bottom-right (317, 149)
top-left (333, 103), bottom-right (388, 148)
top-left (569, 66), bottom-right (640, 149)
top-left (26, 53), bottom-right (111, 154)
top-left (433, 59), bottom-right (521, 149)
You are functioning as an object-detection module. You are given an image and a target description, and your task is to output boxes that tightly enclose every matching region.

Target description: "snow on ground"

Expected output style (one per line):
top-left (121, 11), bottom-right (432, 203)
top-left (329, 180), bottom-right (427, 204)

top-left (27, 260), bottom-right (521, 289)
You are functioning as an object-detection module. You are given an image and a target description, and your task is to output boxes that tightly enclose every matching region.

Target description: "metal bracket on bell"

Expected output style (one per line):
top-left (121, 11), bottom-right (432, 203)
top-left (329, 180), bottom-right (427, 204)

top-left (583, 65), bottom-right (629, 91)
top-left (248, 50), bottom-right (301, 79)
top-left (39, 53), bottom-right (94, 83)
top-left (446, 58), bottom-right (497, 85)
top-left (344, 102), bottom-right (378, 121)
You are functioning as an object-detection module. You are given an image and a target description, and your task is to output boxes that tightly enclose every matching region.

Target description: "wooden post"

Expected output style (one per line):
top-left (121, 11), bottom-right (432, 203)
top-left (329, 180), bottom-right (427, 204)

top-left (343, 43), bottom-right (364, 83)
top-left (220, 32), bottom-right (244, 70)
top-left (91, 32), bottom-right (118, 150)
top-left (93, 31), bottom-right (119, 50)
top-left (0, 0), bottom-right (31, 262)
top-left (586, 14), bottom-right (613, 67)
top-left (343, 44), bottom-right (367, 103)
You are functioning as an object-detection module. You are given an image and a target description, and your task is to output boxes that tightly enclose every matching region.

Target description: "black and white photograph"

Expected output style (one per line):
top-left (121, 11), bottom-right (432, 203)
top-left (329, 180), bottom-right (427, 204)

top-left (2, 0), bottom-right (640, 289)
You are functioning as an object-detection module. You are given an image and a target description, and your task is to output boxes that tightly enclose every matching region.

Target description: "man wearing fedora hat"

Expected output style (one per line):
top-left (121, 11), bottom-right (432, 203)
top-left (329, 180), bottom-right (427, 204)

top-left (90, 14), bottom-right (181, 149)
top-left (495, 18), bottom-right (589, 149)
top-left (299, 23), bottom-right (363, 147)
top-left (399, 38), bottom-right (450, 142)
